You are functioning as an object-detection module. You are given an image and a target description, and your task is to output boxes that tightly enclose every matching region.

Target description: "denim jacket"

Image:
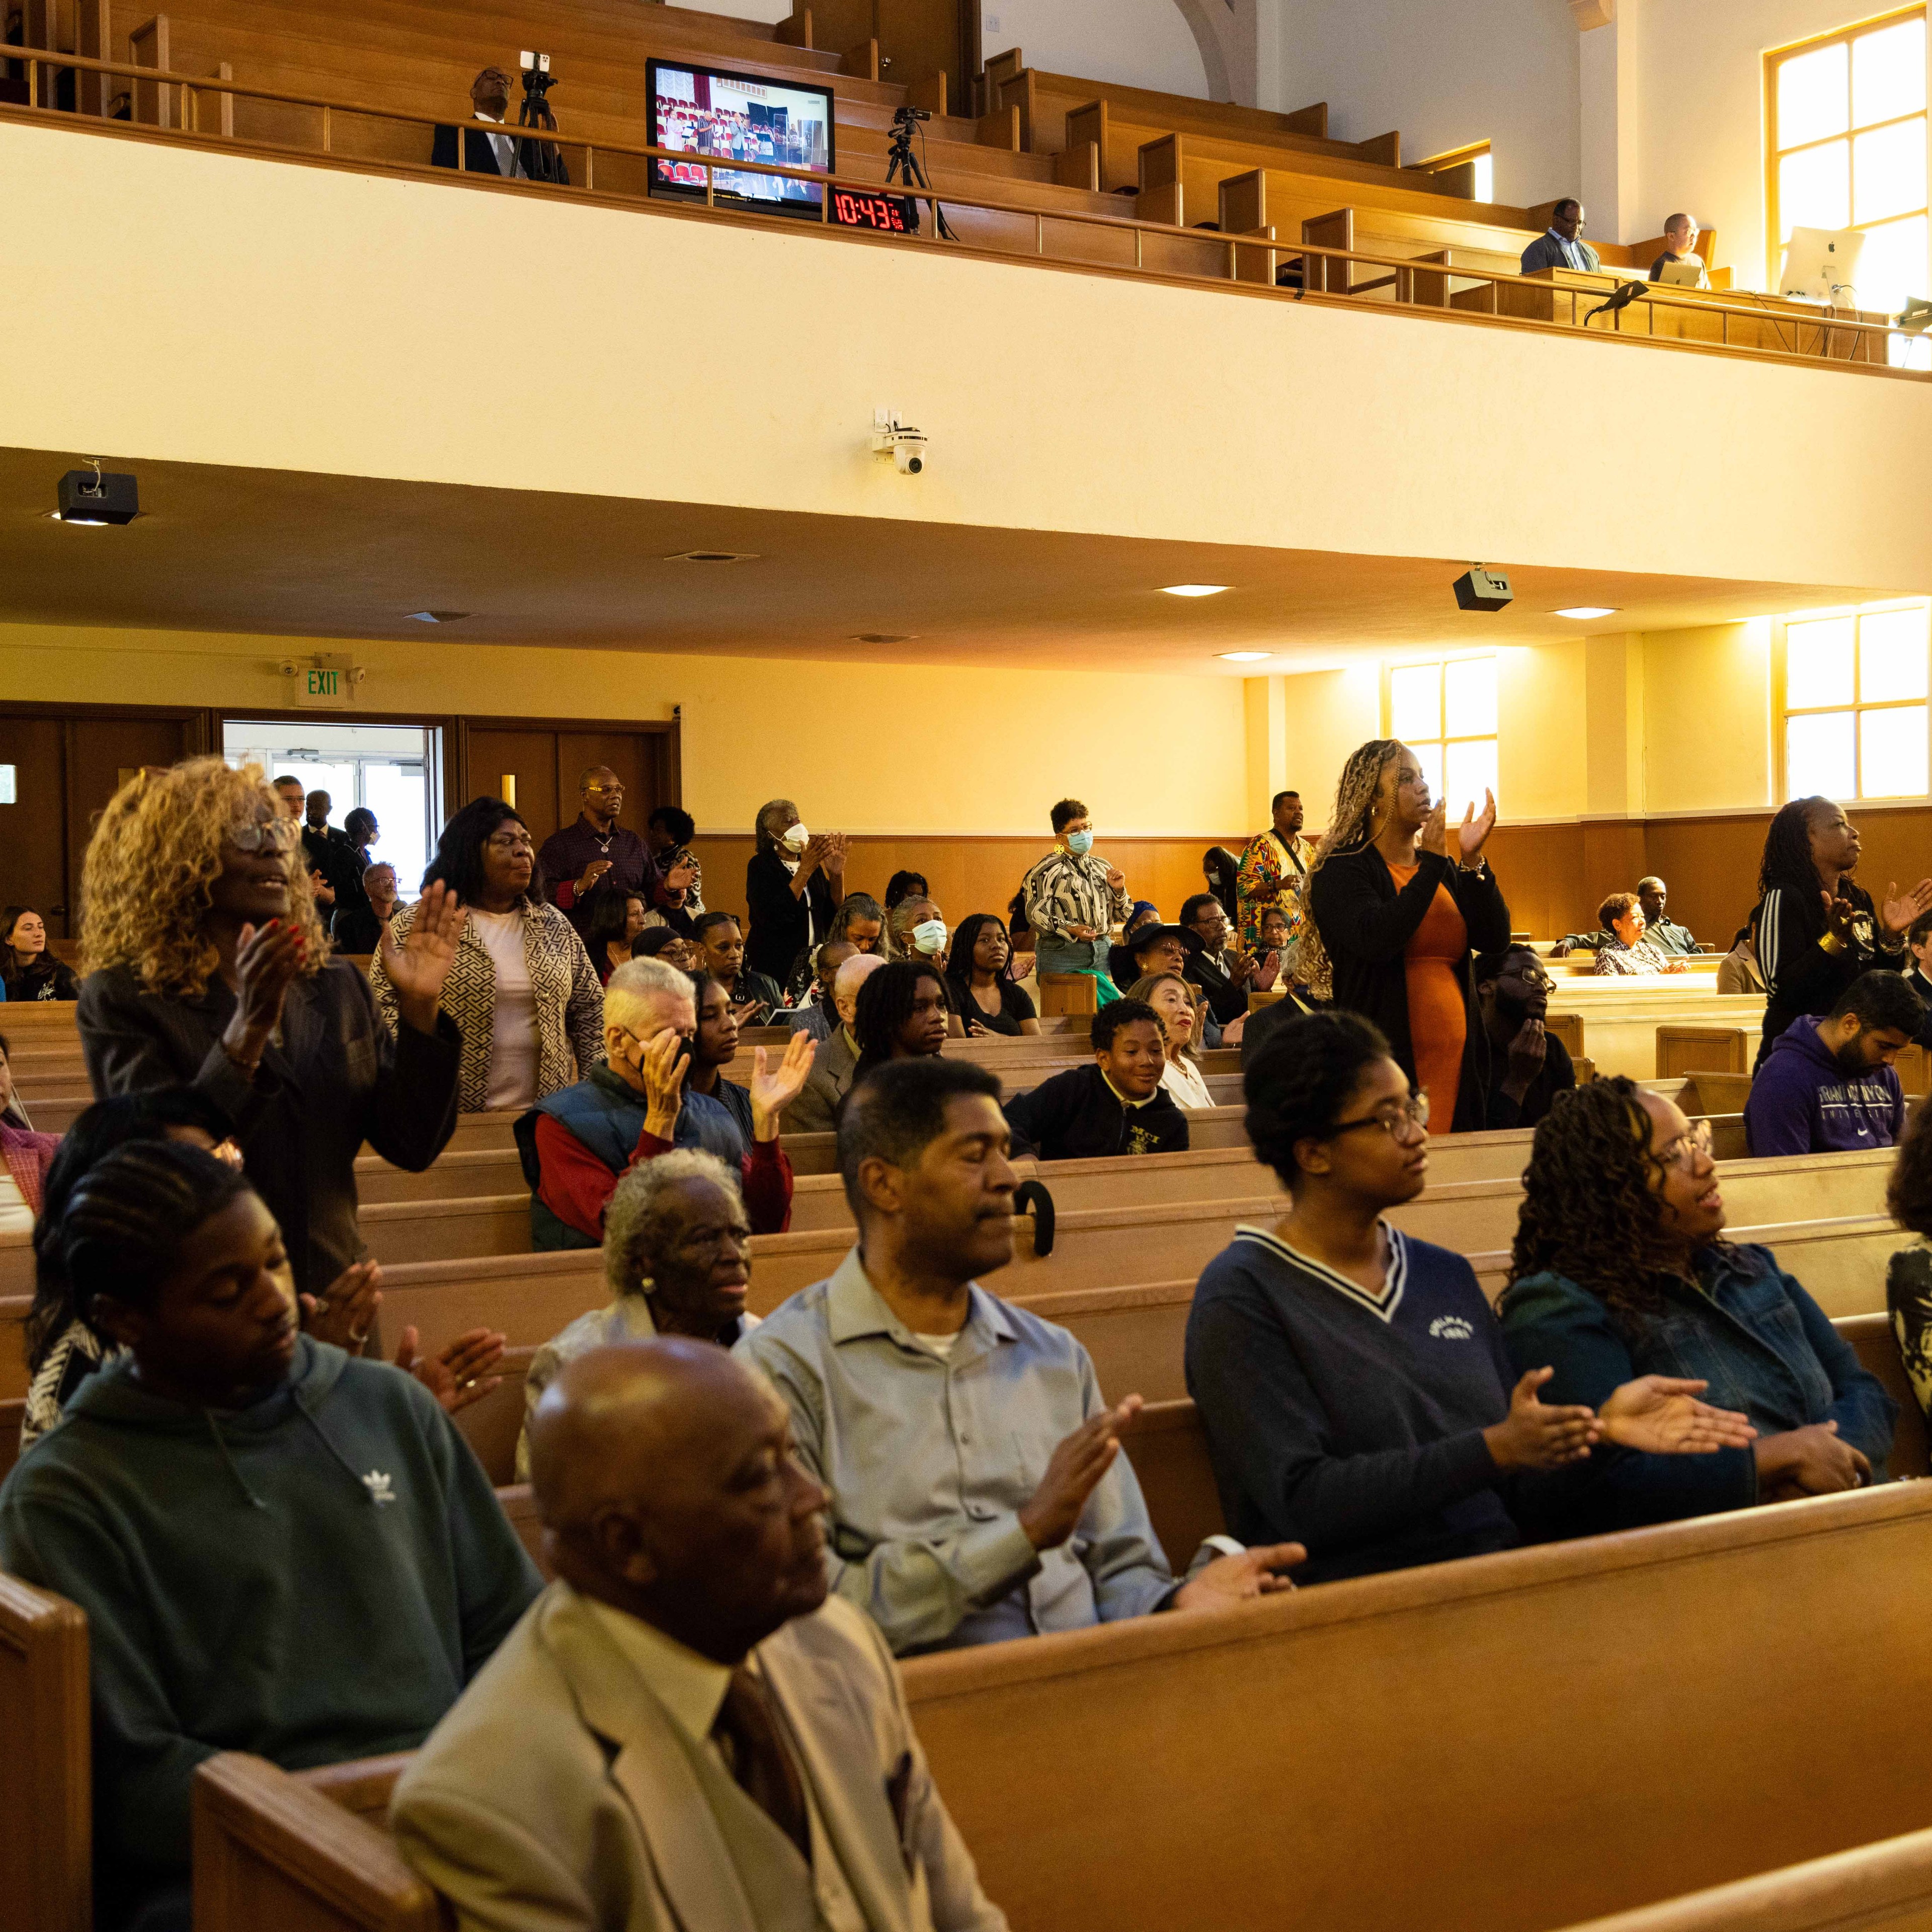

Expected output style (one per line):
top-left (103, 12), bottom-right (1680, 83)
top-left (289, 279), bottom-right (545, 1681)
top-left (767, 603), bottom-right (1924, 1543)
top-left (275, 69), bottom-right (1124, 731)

top-left (1498, 1243), bottom-right (1896, 1536)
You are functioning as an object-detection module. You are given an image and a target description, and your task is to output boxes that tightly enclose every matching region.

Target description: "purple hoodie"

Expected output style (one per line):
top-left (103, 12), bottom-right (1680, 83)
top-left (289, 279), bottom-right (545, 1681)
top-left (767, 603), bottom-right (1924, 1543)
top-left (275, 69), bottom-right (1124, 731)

top-left (1743, 1014), bottom-right (1904, 1157)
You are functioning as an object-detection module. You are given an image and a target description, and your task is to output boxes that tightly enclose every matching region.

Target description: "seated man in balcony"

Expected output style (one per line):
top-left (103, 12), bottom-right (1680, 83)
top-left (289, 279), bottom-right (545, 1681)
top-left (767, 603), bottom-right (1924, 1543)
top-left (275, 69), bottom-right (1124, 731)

top-left (432, 66), bottom-right (527, 180)
top-left (1520, 199), bottom-right (1601, 274)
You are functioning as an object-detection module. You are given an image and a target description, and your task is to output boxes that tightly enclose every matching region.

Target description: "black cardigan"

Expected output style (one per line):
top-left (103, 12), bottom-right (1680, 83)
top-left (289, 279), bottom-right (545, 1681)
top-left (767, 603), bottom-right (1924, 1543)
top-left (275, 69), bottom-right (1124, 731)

top-left (1751, 876), bottom-right (1903, 1070)
top-left (1307, 845), bottom-right (1511, 1133)
top-left (743, 849), bottom-right (839, 987)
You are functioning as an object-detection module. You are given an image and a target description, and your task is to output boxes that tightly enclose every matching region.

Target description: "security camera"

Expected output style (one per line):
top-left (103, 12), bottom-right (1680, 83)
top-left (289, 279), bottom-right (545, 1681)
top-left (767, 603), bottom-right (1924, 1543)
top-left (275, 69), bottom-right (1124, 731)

top-left (871, 413), bottom-right (929, 475)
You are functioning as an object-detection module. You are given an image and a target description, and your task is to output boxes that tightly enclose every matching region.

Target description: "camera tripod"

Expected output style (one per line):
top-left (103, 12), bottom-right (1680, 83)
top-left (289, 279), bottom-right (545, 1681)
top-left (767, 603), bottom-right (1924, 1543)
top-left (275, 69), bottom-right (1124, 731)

top-left (884, 107), bottom-right (953, 239)
top-left (517, 63), bottom-right (571, 186)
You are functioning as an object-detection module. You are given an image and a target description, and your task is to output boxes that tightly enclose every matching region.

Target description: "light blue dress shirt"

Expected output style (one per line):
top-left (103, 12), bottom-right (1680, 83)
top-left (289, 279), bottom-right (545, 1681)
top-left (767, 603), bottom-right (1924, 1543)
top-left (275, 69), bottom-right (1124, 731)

top-left (737, 1246), bottom-right (1178, 1654)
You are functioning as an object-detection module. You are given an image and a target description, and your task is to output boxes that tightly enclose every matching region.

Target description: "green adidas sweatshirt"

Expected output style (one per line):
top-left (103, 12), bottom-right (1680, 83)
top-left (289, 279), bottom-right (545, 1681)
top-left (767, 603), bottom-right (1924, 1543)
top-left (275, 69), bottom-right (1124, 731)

top-left (0, 1336), bottom-right (541, 1902)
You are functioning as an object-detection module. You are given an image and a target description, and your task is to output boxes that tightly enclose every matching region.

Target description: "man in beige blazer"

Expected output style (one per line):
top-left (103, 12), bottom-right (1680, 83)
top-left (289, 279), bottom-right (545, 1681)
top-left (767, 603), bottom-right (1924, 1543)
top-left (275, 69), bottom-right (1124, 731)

top-left (391, 1337), bottom-right (1009, 1932)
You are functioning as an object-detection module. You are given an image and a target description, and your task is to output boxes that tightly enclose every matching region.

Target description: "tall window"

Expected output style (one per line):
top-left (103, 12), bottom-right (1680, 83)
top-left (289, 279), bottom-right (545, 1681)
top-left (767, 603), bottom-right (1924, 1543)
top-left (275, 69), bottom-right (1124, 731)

top-left (1387, 657), bottom-right (1498, 817)
top-left (1767, 8), bottom-right (1928, 317)
top-left (1781, 602), bottom-right (1931, 801)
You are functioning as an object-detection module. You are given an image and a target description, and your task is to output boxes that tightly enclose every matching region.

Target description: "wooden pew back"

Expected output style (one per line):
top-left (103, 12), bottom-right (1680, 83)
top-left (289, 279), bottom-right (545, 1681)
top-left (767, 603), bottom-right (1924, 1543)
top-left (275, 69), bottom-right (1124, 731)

top-left (0, 1572), bottom-right (90, 1932)
top-left (902, 1481), bottom-right (1932, 1932)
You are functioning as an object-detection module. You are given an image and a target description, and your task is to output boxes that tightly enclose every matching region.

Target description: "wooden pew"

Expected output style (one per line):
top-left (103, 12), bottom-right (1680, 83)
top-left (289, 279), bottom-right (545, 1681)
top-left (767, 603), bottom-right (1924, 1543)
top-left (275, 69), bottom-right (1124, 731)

top-left (190, 1482), bottom-right (1932, 1932)
top-left (1658, 1025), bottom-right (1749, 1079)
top-left (1551, 1825), bottom-right (1932, 1931)
top-left (0, 1572), bottom-right (90, 1932)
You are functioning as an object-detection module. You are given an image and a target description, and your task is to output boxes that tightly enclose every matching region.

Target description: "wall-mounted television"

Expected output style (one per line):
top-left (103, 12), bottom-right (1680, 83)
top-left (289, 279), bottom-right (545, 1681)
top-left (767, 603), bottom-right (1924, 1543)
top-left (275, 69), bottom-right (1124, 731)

top-left (647, 58), bottom-right (835, 217)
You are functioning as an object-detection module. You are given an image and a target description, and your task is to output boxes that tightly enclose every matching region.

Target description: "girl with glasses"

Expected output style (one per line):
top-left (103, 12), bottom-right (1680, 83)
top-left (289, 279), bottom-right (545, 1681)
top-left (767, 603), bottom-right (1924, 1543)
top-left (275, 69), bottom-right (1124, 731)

top-left (1502, 1076), bottom-right (1895, 1523)
top-left (1187, 1011), bottom-right (1756, 1582)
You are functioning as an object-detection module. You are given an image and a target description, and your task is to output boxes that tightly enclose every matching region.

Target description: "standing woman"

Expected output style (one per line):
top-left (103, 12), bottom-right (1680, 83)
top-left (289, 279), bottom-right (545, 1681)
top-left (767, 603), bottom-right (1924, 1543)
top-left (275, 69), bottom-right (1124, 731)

top-left (745, 797), bottom-right (847, 998)
top-left (2, 906), bottom-right (82, 1003)
top-left (946, 913), bottom-right (1040, 1037)
top-left (373, 798), bottom-right (604, 1114)
top-left (1749, 795), bottom-right (1931, 1071)
top-left (1306, 740), bottom-right (1509, 1134)
top-left (75, 759), bottom-right (462, 1299)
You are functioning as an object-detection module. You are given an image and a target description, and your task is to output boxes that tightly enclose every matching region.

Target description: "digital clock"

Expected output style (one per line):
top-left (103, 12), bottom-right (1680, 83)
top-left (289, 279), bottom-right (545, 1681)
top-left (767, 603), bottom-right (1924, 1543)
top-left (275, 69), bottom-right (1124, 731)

top-left (829, 188), bottom-right (915, 233)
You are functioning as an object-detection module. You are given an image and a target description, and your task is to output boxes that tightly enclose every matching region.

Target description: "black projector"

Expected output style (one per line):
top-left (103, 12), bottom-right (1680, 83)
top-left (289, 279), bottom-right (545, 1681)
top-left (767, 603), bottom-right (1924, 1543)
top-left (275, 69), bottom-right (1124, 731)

top-left (57, 468), bottom-right (140, 525)
top-left (1453, 566), bottom-right (1512, 611)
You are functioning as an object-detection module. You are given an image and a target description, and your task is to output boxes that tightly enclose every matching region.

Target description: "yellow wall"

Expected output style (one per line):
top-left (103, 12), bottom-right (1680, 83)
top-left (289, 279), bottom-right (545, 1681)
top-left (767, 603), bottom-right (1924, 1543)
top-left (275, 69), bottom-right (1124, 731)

top-left (8, 117), bottom-right (1932, 593)
top-left (0, 621), bottom-right (1248, 835)
top-left (1278, 664), bottom-right (1380, 824)
top-left (1641, 619), bottom-right (1773, 817)
top-left (1498, 641), bottom-right (1587, 820)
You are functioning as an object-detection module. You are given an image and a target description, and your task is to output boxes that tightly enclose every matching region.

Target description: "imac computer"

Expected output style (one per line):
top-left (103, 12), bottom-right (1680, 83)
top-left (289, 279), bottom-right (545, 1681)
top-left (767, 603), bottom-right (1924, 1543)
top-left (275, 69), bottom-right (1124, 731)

top-left (1779, 226), bottom-right (1866, 303)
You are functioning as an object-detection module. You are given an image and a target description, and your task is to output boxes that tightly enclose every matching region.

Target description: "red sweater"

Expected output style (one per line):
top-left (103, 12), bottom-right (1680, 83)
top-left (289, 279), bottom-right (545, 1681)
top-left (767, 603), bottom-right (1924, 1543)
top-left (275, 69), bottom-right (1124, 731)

top-left (532, 1112), bottom-right (793, 1241)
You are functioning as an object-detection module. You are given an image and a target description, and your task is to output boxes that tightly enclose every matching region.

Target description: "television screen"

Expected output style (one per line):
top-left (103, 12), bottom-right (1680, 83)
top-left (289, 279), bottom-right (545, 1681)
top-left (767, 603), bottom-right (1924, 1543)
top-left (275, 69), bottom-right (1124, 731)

top-left (647, 59), bottom-right (835, 217)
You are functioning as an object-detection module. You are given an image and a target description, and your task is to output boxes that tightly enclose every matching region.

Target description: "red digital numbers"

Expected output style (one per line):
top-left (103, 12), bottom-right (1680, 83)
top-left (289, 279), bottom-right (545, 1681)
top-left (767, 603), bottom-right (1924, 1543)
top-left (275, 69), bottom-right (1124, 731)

top-left (830, 189), bottom-right (909, 232)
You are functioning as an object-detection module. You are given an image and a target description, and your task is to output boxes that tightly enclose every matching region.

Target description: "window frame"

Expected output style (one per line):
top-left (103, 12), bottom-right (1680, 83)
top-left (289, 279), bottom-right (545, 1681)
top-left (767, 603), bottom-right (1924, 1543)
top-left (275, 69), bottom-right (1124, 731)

top-left (1773, 600), bottom-right (1932, 802)
top-left (1764, 5), bottom-right (1928, 311)
top-left (1382, 655), bottom-right (1499, 816)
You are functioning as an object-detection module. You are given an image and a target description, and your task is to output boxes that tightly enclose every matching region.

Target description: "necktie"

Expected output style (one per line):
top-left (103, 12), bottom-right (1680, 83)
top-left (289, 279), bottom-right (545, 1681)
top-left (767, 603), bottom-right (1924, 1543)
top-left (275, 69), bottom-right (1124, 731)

top-left (713, 1666), bottom-right (812, 1865)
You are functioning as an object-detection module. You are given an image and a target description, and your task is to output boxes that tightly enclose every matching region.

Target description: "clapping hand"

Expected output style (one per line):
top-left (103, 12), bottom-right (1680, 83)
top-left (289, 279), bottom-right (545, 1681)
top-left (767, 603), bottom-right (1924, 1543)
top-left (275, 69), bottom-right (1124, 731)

top-left (1254, 948), bottom-right (1281, 991)
top-left (1459, 789), bottom-right (1497, 861)
top-left (1879, 878), bottom-right (1932, 938)
top-left (300, 1259), bottom-right (383, 1351)
top-left (381, 881), bottom-right (463, 1034)
top-left (665, 857), bottom-right (698, 894)
top-left (1020, 1397), bottom-right (1144, 1550)
top-left (227, 917), bottom-right (306, 1063)
top-left (1173, 1542), bottom-right (1304, 1611)
top-left (393, 1324), bottom-right (506, 1415)
top-left (1420, 797), bottom-right (1451, 858)
top-left (1483, 1367), bottom-right (1602, 1469)
top-left (821, 831), bottom-right (849, 870)
top-left (1821, 890), bottom-right (1859, 943)
top-left (1599, 1377), bottom-right (1756, 1455)
top-left (749, 1032), bottom-right (816, 1141)
top-left (308, 867), bottom-right (336, 908)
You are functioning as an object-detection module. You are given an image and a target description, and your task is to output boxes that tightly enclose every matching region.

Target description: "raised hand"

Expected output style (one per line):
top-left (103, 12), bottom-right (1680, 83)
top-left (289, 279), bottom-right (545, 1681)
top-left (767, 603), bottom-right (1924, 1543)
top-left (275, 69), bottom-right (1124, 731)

top-left (821, 831), bottom-right (849, 870)
top-left (299, 1259), bottom-right (383, 1351)
top-left (665, 857), bottom-right (697, 894)
top-left (749, 1032), bottom-right (817, 1141)
top-left (393, 1324), bottom-right (506, 1415)
top-left (1482, 1366), bottom-right (1601, 1470)
top-left (1598, 1377), bottom-right (1756, 1455)
top-left (1221, 1012), bottom-right (1247, 1044)
top-left (1419, 797), bottom-right (1450, 858)
top-left (1173, 1542), bottom-right (1305, 1611)
top-left (225, 918), bottom-right (306, 1067)
top-left (1019, 1396), bottom-right (1144, 1549)
top-left (1459, 788), bottom-right (1498, 861)
top-left (382, 881), bottom-right (463, 1033)
top-left (1255, 948), bottom-right (1281, 991)
top-left (1879, 878), bottom-right (1932, 938)
top-left (1821, 890), bottom-right (1859, 943)
top-left (576, 859), bottom-right (614, 896)
top-left (308, 867), bottom-right (336, 908)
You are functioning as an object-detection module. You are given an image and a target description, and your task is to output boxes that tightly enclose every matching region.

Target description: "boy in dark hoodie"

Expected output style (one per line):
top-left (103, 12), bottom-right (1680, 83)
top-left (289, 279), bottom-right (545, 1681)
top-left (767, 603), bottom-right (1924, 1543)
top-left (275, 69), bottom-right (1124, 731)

top-left (0, 1141), bottom-right (541, 1932)
top-left (1744, 970), bottom-right (1920, 1158)
top-left (1002, 998), bottom-right (1190, 1160)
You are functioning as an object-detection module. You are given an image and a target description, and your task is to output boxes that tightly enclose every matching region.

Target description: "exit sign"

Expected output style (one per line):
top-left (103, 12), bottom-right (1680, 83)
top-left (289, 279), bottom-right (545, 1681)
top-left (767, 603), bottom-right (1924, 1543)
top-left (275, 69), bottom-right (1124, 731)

top-left (291, 656), bottom-right (358, 710)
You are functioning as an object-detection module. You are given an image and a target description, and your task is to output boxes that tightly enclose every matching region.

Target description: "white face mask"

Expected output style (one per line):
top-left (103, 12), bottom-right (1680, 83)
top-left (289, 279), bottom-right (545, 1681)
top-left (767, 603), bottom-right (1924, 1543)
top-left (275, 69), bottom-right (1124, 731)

top-left (912, 919), bottom-right (948, 955)
top-left (782, 822), bottom-right (811, 853)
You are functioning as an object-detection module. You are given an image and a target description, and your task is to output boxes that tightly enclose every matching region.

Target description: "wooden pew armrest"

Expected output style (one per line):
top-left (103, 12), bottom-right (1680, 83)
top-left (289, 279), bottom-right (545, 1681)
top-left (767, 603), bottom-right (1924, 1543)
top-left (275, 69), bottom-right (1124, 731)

top-left (193, 1752), bottom-right (444, 1931)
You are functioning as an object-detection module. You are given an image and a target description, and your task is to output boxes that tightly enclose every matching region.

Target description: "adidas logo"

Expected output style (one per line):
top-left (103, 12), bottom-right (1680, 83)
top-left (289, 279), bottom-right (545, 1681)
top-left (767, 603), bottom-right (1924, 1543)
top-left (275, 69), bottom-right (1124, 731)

top-left (361, 1470), bottom-right (397, 1506)
top-left (1429, 1316), bottom-right (1474, 1341)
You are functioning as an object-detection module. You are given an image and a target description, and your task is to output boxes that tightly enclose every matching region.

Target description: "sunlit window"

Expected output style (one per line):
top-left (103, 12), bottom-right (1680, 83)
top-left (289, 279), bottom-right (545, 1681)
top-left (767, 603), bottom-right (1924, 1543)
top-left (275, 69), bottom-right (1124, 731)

top-left (1782, 602), bottom-right (1930, 800)
top-left (1388, 657), bottom-right (1498, 819)
top-left (1768, 9), bottom-right (1928, 325)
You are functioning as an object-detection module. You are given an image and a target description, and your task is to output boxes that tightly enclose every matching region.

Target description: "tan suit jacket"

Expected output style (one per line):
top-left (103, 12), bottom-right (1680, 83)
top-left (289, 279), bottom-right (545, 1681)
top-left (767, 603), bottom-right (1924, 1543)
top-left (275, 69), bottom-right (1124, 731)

top-left (390, 1582), bottom-right (1009, 1932)
top-left (782, 1024), bottom-right (859, 1137)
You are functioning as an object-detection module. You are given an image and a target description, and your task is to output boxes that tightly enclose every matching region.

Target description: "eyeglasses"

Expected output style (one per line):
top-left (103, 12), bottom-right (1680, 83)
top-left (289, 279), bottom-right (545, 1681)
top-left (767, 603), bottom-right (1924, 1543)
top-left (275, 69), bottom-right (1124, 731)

top-left (486, 830), bottom-right (535, 854)
top-left (585, 783), bottom-right (624, 796)
top-left (1505, 967), bottom-right (1556, 992)
top-left (228, 818), bottom-right (300, 855)
top-left (1331, 1092), bottom-right (1431, 1139)
top-left (1652, 1118), bottom-right (1714, 1172)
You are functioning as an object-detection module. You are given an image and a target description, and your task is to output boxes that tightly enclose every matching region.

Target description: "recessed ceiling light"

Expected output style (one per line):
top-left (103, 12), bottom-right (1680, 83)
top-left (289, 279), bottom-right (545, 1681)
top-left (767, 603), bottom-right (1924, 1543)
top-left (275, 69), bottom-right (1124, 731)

top-left (1162, 583), bottom-right (1230, 597)
top-left (1218, 651), bottom-right (1272, 662)
top-left (405, 610), bottom-right (470, 623)
top-left (1554, 605), bottom-right (1620, 619)
top-left (666, 549), bottom-right (759, 564)
top-left (45, 511), bottom-right (110, 527)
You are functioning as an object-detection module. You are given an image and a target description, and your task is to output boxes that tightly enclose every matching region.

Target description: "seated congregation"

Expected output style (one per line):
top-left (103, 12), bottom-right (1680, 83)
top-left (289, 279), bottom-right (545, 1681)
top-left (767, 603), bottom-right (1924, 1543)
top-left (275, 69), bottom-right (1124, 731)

top-left (8, 748), bottom-right (1932, 1932)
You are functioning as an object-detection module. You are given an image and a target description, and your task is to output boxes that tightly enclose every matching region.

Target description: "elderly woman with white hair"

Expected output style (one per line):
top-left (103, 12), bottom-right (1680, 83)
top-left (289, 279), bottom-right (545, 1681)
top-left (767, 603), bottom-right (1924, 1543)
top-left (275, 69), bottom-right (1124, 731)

top-left (514, 1148), bottom-right (760, 1480)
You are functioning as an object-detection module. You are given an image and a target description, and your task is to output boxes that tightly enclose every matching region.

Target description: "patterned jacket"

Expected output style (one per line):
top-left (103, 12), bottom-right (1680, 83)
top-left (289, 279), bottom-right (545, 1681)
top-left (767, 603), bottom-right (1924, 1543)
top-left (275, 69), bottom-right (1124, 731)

top-left (1020, 848), bottom-right (1131, 942)
top-left (1593, 937), bottom-right (1675, 976)
top-left (370, 899), bottom-right (605, 1112)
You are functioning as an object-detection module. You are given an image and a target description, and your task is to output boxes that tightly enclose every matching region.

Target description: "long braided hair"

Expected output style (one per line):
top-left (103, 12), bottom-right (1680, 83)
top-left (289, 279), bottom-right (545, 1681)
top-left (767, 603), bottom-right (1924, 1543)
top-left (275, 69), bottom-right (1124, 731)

top-left (1758, 796), bottom-right (1829, 901)
top-left (1504, 1077), bottom-right (1727, 1329)
top-left (1296, 739), bottom-right (1405, 994)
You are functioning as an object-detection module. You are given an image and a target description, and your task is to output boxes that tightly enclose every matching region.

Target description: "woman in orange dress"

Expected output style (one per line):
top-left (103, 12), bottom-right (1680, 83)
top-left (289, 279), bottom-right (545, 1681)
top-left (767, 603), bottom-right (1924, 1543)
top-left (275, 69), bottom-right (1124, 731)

top-left (1304, 740), bottom-right (1510, 1133)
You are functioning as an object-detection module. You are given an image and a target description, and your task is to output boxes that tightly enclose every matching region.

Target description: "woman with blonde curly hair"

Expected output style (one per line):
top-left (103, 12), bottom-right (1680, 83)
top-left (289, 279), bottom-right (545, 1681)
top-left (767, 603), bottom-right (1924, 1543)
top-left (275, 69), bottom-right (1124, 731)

top-left (1305, 739), bottom-right (1509, 1134)
top-left (75, 758), bottom-right (465, 1295)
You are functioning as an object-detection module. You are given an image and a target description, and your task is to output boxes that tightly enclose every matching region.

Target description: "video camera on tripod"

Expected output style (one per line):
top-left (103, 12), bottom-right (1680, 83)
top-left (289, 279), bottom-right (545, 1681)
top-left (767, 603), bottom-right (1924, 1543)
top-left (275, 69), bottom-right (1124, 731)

top-left (516, 49), bottom-right (570, 185)
top-left (883, 103), bottom-right (953, 239)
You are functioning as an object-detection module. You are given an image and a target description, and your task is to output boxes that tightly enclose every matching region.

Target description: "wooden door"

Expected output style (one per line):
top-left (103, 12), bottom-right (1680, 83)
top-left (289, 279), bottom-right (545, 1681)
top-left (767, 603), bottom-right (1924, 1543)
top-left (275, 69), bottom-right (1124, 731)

top-left (456, 722), bottom-right (679, 850)
top-left (0, 716), bottom-right (69, 935)
top-left (876, 0), bottom-right (969, 90)
top-left (462, 728), bottom-right (564, 842)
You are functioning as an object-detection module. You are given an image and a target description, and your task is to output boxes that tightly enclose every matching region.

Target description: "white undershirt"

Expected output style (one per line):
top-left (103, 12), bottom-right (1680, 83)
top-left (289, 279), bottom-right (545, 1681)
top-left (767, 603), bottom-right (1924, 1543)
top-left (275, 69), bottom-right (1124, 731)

top-left (0, 1170), bottom-right (32, 1241)
top-left (912, 1330), bottom-right (962, 1359)
top-left (468, 909), bottom-right (539, 1109)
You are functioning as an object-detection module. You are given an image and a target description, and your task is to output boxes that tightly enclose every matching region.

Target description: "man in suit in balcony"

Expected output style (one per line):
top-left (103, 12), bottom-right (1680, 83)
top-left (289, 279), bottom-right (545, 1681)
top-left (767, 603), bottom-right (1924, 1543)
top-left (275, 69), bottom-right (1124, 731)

top-left (431, 65), bottom-right (526, 179)
top-left (1520, 198), bottom-right (1601, 274)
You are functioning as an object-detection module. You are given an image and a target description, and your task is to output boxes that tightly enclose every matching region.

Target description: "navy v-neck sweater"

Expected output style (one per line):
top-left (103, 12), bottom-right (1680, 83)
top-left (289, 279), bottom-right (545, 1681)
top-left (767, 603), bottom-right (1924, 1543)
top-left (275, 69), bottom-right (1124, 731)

top-left (1185, 1224), bottom-right (1521, 1583)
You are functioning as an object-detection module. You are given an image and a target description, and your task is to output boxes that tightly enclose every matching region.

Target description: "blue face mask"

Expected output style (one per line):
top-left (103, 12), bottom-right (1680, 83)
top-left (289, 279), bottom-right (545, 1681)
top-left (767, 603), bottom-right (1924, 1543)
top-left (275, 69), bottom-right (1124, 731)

top-left (1066, 830), bottom-right (1094, 856)
top-left (912, 919), bottom-right (948, 955)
